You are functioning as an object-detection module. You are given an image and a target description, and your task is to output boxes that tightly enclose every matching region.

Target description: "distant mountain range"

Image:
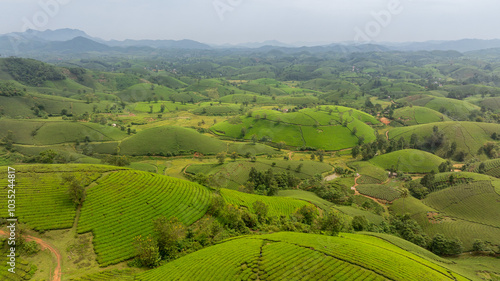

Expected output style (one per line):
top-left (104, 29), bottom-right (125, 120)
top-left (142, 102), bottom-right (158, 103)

top-left (2, 28), bottom-right (500, 56)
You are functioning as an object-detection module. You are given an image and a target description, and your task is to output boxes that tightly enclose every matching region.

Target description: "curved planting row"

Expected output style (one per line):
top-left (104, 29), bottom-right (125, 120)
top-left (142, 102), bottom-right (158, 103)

top-left (260, 241), bottom-right (384, 281)
top-left (136, 232), bottom-right (466, 281)
top-left (137, 238), bottom-right (262, 280)
top-left (356, 184), bottom-right (401, 202)
top-left (0, 165), bottom-right (108, 231)
top-left (423, 181), bottom-right (500, 228)
top-left (77, 170), bottom-right (212, 266)
top-left (220, 188), bottom-right (311, 217)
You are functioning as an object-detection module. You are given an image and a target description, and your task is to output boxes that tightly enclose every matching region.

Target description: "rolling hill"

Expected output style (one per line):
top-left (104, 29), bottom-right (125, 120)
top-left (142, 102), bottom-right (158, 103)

top-left (136, 232), bottom-right (467, 281)
top-left (370, 149), bottom-right (446, 173)
top-left (398, 95), bottom-right (480, 121)
top-left (393, 106), bottom-right (451, 125)
top-left (388, 121), bottom-right (500, 159)
top-left (391, 172), bottom-right (500, 250)
top-left (211, 107), bottom-right (378, 150)
top-left (119, 125), bottom-right (276, 156)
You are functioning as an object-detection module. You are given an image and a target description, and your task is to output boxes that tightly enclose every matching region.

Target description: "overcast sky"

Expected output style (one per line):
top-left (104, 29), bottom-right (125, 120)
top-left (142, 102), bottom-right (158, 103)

top-left (1, 0), bottom-right (499, 45)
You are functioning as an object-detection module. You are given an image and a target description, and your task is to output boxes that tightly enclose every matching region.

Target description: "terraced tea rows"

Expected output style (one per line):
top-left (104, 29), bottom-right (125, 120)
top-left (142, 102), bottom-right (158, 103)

top-left (78, 170), bottom-right (213, 265)
top-left (423, 181), bottom-right (500, 228)
top-left (391, 195), bottom-right (500, 249)
top-left (356, 184), bottom-right (400, 201)
top-left (137, 238), bottom-right (263, 280)
top-left (0, 164), bottom-right (117, 230)
top-left (136, 232), bottom-right (467, 281)
top-left (220, 188), bottom-right (311, 217)
top-left (369, 149), bottom-right (445, 173)
top-left (69, 269), bottom-right (135, 281)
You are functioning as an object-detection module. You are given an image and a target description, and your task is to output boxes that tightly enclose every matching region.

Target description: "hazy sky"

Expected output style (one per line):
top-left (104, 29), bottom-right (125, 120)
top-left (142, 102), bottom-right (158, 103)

top-left (1, 0), bottom-right (499, 44)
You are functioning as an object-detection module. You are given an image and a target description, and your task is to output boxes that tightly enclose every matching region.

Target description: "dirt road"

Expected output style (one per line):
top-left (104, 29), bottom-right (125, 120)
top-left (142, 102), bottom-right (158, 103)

top-left (0, 230), bottom-right (61, 281)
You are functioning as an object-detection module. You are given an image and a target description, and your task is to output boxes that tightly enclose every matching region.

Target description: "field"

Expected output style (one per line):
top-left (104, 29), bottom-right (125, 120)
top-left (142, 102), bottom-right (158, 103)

top-left (369, 149), bottom-right (445, 173)
top-left (393, 106), bottom-right (451, 125)
top-left (136, 232), bottom-right (467, 281)
top-left (119, 125), bottom-right (277, 156)
top-left (466, 158), bottom-right (500, 178)
top-left (0, 120), bottom-right (127, 145)
top-left (211, 107), bottom-right (377, 150)
top-left (0, 239), bottom-right (37, 280)
top-left (349, 161), bottom-right (388, 184)
top-left (423, 181), bottom-right (500, 228)
top-left (398, 95), bottom-right (480, 120)
top-left (391, 191), bottom-right (500, 250)
top-left (77, 170), bottom-right (213, 265)
top-left (186, 159), bottom-right (332, 189)
top-left (276, 190), bottom-right (385, 224)
top-left (389, 121), bottom-right (500, 158)
top-left (0, 164), bottom-right (121, 231)
top-left (220, 189), bottom-right (311, 217)
top-left (356, 183), bottom-right (401, 201)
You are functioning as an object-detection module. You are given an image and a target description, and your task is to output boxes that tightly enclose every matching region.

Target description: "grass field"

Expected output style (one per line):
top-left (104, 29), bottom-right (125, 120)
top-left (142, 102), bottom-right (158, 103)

top-left (388, 122), bottom-right (500, 158)
top-left (370, 149), bottom-right (445, 173)
top-left (398, 95), bottom-right (480, 120)
top-left (220, 189), bottom-right (311, 217)
top-left (349, 161), bottom-right (388, 184)
top-left (423, 181), bottom-right (500, 228)
top-left (77, 170), bottom-right (213, 265)
top-left (119, 126), bottom-right (227, 156)
top-left (186, 159), bottom-right (332, 189)
top-left (119, 125), bottom-right (277, 156)
top-left (136, 232), bottom-right (467, 281)
top-left (211, 107), bottom-right (377, 150)
top-left (0, 120), bottom-right (127, 145)
top-left (0, 164), bottom-right (121, 231)
top-left (356, 183), bottom-right (401, 201)
top-left (393, 106), bottom-right (451, 125)
top-left (391, 193), bottom-right (500, 250)
top-left (276, 190), bottom-right (385, 224)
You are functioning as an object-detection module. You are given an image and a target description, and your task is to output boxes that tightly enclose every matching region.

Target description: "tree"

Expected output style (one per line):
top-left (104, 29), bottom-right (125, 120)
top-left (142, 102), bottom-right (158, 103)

top-left (62, 174), bottom-right (86, 206)
top-left (133, 234), bottom-right (160, 268)
top-left (352, 216), bottom-right (369, 231)
top-left (276, 141), bottom-right (285, 151)
top-left (316, 150), bottom-right (325, 162)
top-left (321, 210), bottom-right (346, 236)
top-left (230, 152), bottom-right (238, 161)
top-left (153, 216), bottom-right (186, 260)
top-left (295, 163), bottom-right (303, 173)
top-left (251, 134), bottom-right (258, 144)
top-left (294, 205), bottom-right (317, 225)
top-left (216, 152), bottom-right (226, 164)
top-left (351, 146), bottom-right (360, 158)
top-left (2, 130), bottom-right (14, 151)
top-left (397, 187), bottom-right (410, 214)
top-left (160, 104), bottom-right (166, 113)
top-left (478, 162), bottom-right (486, 174)
top-left (429, 234), bottom-right (463, 256)
top-left (252, 201), bottom-right (268, 223)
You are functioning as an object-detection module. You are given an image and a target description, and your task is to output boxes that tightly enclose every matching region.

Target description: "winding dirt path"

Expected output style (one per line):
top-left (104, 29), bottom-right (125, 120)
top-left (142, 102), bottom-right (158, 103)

top-left (351, 175), bottom-right (390, 211)
top-left (385, 130), bottom-right (389, 141)
top-left (0, 230), bottom-right (61, 281)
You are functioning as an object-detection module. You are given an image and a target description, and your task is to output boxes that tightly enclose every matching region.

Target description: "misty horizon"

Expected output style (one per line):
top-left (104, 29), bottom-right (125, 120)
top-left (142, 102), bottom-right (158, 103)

top-left (1, 0), bottom-right (500, 45)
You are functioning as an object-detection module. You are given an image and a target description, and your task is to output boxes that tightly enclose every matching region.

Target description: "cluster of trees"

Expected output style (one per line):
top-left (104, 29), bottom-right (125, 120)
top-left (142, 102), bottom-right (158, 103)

top-left (299, 174), bottom-right (354, 205)
top-left (0, 81), bottom-right (24, 97)
top-left (4, 58), bottom-right (65, 86)
top-left (246, 167), bottom-right (300, 196)
top-left (132, 197), bottom-right (352, 268)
